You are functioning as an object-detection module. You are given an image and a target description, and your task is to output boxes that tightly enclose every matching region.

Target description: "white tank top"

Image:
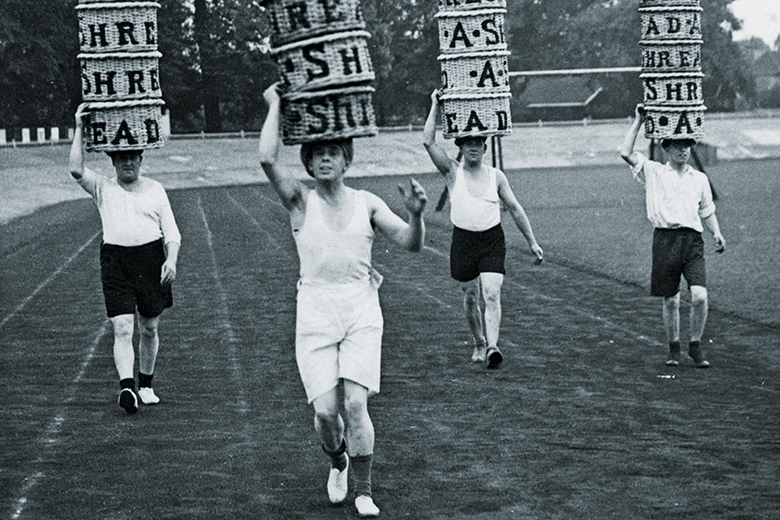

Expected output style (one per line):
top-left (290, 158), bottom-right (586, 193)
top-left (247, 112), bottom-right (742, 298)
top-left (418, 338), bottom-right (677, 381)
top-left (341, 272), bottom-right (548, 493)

top-left (449, 163), bottom-right (501, 231)
top-left (293, 189), bottom-right (375, 287)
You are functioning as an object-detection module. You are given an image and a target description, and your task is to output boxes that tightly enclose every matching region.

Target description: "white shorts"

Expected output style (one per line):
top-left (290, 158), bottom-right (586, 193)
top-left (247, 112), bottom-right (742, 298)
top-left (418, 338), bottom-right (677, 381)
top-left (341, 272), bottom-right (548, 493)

top-left (295, 280), bottom-right (383, 403)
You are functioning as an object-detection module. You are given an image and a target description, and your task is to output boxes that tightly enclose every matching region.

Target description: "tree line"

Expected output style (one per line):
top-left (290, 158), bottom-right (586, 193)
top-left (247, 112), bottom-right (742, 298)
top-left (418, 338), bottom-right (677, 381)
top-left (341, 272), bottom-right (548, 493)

top-left (0, 0), bottom-right (763, 135)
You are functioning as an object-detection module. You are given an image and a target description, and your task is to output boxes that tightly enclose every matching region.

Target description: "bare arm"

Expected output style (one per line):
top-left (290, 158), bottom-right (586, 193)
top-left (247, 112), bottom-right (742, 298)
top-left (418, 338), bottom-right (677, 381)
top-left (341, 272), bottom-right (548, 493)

top-left (259, 83), bottom-right (305, 211)
top-left (423, 89), bottom-right (457, 177)
top-left (702, 213), bottom-right (726, 253)
top-left (161, 240), bottom-right (180, 285)
top-left (368, 178), bottom-right (427, 252)
top-left (497, 171), bottom-right (544, 262)
top-left (69, 104), bottom-right (89, 180)
top-left (619, 104), bottom-right (646, 167)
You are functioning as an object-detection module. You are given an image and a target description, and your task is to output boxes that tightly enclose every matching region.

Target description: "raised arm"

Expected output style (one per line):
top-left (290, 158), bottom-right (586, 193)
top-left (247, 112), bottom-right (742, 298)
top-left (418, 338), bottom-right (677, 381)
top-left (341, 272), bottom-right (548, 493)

top-left (259, 83), bottom-right (305, 211)
top-left (497, 171), bottom-right (544, 263)
top-left (69, 104), bottom-right (89, 180)
top-left (423, 89), bottom-right (456, 177)
top-left (368, 179), bottom-right (427, 252)
top-left (619, 104), bottom-right (646, 167)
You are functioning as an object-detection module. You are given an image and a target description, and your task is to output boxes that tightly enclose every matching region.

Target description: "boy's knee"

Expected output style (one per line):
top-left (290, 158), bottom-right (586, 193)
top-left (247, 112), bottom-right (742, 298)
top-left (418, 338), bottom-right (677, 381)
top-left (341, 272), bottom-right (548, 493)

top-left (690, 286), bottom-right (708, 306)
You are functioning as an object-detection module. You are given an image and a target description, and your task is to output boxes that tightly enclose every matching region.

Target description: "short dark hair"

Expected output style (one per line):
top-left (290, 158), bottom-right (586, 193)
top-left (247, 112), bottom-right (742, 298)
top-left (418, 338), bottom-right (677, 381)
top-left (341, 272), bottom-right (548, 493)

top-left (454, 135), bottom-right (487, 148)
top-left (661, 138), bottom-right (696, 149)
top-left (299, 139), bottom-right (354, 177)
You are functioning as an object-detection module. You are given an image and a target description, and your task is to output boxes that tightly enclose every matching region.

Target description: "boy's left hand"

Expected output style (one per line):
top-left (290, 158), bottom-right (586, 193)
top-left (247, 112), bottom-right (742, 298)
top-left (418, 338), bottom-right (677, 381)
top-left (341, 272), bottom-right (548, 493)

top-left (398, 178), bottom-right (427, 216)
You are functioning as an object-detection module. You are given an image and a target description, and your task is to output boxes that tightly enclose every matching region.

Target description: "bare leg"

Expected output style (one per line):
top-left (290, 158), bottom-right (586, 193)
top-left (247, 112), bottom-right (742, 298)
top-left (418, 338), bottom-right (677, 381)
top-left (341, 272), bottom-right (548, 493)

top-left (137, 314), bottom-right (160, 376)
top-left (110, 314), bottom-right (136, 380)
top-left (662, 293), bottom-right (681, 345)
top-left (480, 272), bottom-right (504, 348)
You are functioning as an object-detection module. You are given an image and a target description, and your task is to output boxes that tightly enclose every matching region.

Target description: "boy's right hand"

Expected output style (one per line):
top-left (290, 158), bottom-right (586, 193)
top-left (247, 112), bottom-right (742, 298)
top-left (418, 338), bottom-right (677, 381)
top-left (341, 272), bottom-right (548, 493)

top-left (635, 103), bottom-right (646, 121)
top-left (264, 82), bottom-right (281, 106)
top-left (75, 103), bottom-right (90, 128)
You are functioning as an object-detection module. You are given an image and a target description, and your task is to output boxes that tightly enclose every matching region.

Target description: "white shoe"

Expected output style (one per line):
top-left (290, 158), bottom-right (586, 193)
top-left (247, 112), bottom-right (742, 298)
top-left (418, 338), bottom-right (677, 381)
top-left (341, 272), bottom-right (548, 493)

top-left (137, 387), bottom-right (160, 405)
top-left (355, 495), bottom-right (379, 517)
top-left (327, 454), bottom-right (349, 504)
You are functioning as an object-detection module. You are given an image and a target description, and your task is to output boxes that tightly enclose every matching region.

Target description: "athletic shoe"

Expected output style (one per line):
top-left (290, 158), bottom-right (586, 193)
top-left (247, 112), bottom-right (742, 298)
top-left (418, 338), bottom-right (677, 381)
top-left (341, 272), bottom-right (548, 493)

top-left (688, 346), bottom-right (710, 368)
top-left (138, 387), bottom-right (160, 405)
top-left (118, 388), bottom-right (138, 414)
top-left (665, 349), bottom-right (681, 366)
top-left (471, 344), bottom-right (487, 363)
top-left (486, 346), bottom-right (503, 369)
top-left (327, 454), bottom-right (349, 504)
top-left (355, 495), bottom-right (380, 517)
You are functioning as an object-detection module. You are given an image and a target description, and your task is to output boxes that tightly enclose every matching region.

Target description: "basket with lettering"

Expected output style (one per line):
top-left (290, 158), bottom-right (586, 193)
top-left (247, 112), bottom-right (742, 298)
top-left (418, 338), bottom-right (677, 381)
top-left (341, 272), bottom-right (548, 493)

top-left (641, 72), bottom-right (704, 107)
top-left (640, 40), bottom-right (701, 73)
top-left (439, 50), bottom-right (510, 94)
top-left (76, 2), bottom-right (160, 54)
top-left (438, 0), bottom-right (507, 11)
top-left (281, 85), bottom-right (377, 145)
top-left (643, 105), bottom-right (705, 141)
top-left (435, 8), bottom-right (507, 55)
top-left (79, 52), bottom-right (162, 102)
top-left (272, 31), bottom-right (374, 92)
top-left (85, 99), bottom-right (165, 152)
top-left (262, 0), bottom-right (366, 47)
top-left (640, 6), bottom-right (702, 42)
top-left (439, 91), bottom-right (511, 139)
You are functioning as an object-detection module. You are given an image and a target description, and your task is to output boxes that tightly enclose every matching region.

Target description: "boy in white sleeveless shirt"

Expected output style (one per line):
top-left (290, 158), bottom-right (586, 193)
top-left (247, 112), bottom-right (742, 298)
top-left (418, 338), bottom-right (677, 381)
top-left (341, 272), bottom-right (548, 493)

top-left (259, 84), bottom-right (427, 517)
top-left (424, 90), bottom-right (544, 368)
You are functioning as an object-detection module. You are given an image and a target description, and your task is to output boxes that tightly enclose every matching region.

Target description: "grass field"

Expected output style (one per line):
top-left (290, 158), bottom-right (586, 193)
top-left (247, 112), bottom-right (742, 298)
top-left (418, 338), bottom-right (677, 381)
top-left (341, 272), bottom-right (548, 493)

top-left (1, 146), bottom-right (779, 519)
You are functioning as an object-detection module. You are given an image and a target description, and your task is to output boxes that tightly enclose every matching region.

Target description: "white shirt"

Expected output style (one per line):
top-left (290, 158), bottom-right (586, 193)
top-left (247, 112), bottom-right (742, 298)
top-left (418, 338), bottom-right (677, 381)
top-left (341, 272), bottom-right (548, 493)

top-left (77, 167), bottom-right (181, 246)
top-left (630, 152), bottom-right (715, 233)
top-left (449, 163), bottom-right (502, 232)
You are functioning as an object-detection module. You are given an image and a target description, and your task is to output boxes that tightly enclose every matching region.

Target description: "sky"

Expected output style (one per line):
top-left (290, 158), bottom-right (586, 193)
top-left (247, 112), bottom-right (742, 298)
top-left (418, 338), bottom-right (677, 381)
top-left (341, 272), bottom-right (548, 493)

top-left (729, 0), bottom-right (780, 49)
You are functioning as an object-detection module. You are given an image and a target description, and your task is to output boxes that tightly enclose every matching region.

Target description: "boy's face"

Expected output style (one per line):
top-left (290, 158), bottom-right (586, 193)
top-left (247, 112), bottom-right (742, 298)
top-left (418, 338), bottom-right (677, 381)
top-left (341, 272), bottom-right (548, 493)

top-left (310, 144), bottom-right (347, 179)
top-left (111, 151), bottom-right (142, 184)
top-left (459, 137), bottom-right (486, 163)
top-left (665, 141), bottom-right (692, 165)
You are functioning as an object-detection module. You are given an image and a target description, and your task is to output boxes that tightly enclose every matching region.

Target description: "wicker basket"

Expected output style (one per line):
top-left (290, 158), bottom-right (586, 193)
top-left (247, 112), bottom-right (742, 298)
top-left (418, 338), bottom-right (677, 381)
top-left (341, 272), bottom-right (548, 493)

top-left (438, 0), bottom-right (507, 11)
top-left (640, 6), bottom-right (702, 42)
top-left (272, 31), bottom-right (374, 92)
top-left (79, 52), bottom-right (162, 101)
top-left (436, 9), bottom-right (507, 55)
top-left (262, 0), bottom-right (365, 47)
top-left (640, 40), bottom-right (701, 73)
top-left (641, 72), bottom-right (703, 107)
top-left (85, 99), bottom-right (165, 152)
top-left (639, 0), bottom-right (700, 7)
top-left (281, 85), bottom-right (377, 145)
top-left (76, 2), bottom-right (160, 53)
top-left (439, 50), bottom-right (510, 94)
top-left (643, 105), bottom-right (705, 141)
top-left (439, 91), bottom-right (511, 139)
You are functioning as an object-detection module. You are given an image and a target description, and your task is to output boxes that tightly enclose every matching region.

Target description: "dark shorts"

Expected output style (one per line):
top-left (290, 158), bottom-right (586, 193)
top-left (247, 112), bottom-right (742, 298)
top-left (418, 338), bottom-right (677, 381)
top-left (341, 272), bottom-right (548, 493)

top-left (651, 228), bottom-right (706, 297)
top-left (450, 224), bottom-right (506, 282)
top-left (100, 239), bottom-right (172, 318)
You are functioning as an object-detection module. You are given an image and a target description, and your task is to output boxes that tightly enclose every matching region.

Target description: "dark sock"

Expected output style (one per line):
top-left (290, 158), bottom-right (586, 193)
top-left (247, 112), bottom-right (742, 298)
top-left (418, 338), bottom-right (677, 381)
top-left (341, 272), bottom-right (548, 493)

top-left (120, 378), bottom-right (135, 391)
top-left (669, 341), bottom-right (681, 352)
top-left (138, 372), bottom-right (154, 388)
top-left (351, 454), bottom-right (373, 497)
top-left (323, 439), bottom-right (348, 472)
top-left (689, 340), bottom-right (701, 352)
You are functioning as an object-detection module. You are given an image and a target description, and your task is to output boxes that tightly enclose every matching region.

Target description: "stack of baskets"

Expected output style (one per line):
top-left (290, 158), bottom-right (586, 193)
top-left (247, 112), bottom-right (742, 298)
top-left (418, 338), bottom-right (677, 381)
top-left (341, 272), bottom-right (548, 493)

top-left (76, 0), bottom-right (165, 152)
top-left (639, 0), bottom-right (705, 141)
top-left (435, 0), bottom-right (511, 140)
top-left (262, 0), bottom-right (377, 145)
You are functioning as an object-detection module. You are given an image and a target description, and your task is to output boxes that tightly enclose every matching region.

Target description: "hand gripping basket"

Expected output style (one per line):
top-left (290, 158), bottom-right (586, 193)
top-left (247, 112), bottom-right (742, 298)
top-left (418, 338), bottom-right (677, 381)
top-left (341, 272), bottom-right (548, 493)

top-left (281, 85), bottom-right (377, 145)
top-left (262, 0), bottom-right (366, 47)
top-left (641, 72), bottom-right (704, 107)
top-left (435, 8), bottom-right (507, 55)
top-left (439, 50), bottom-right (510, 94)
top-left (438, 0), bottom-right (507, 11)
top-left (640, 5), bottom-right (702, 42)
top-left (439, 91), bottom-right (512, 139)
top-left (79, 51), bottom-right (162, 102)
top-left (76, 1), bottom-right (160, 53)
top-left (640, 40), bottom-right (701, 73)
top-left (85, 99), bottom-right (165, 152)
top-left (643, 105), bottom-right (705, 141)
top-left (271, 31), bottom-right (374, 92)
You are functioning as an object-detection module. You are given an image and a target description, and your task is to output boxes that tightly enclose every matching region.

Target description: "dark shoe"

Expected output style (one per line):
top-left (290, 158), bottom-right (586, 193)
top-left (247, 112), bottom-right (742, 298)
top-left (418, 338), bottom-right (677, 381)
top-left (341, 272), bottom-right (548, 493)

top-left (118, 388), bottom-right (138, 414)
top-left (486, 346), bottom-right (503, 369)
top-left (688, 343), bottom-right (710, 368)
top-left (665, 348), bottom-right (681, 366)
